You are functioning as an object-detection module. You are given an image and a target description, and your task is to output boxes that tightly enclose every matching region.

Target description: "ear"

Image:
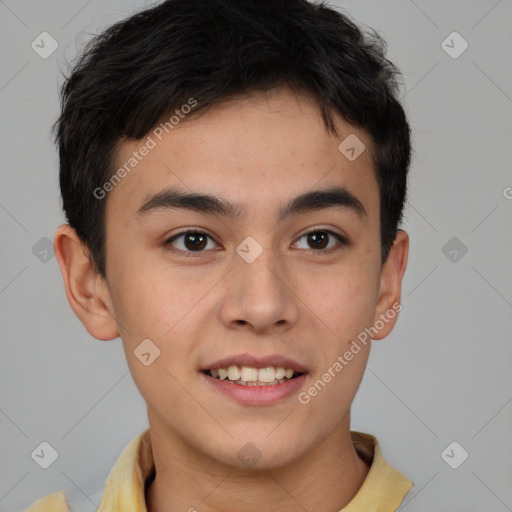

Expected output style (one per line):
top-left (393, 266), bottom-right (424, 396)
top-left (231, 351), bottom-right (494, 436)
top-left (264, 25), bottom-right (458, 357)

top-left (53, 224), bottom-right (119, 341)
top-left (372, 229), bottom-right (409, 340)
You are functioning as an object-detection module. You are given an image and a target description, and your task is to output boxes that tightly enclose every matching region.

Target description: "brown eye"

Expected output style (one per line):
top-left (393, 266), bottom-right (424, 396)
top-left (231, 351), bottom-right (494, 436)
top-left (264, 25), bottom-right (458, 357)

top-left (307, 231), bottom-right (329, 250)
top-left (294, 229), bottom-right (347, 254)
top-left (182, 232), bottom-right (208, 251)
top-left (165, 230), bottom-right (217, 255)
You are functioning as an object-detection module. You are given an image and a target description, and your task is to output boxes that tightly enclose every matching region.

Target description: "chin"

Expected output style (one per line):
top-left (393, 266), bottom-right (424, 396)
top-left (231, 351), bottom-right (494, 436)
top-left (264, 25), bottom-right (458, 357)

top-left (206, 430), bottom-right (311, 471)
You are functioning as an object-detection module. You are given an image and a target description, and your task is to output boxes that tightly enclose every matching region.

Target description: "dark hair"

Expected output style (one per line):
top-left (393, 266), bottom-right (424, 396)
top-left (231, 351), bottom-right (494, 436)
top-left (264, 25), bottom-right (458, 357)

top-left (53, 0), bottom-right (411, 277)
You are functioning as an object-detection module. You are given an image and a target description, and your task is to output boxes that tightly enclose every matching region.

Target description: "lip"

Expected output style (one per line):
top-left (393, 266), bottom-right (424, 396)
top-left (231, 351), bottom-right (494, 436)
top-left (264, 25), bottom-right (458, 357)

top-left (201, 353), bottom-right (309, 373)
top-left (201, 371), bottom-right (308, 406)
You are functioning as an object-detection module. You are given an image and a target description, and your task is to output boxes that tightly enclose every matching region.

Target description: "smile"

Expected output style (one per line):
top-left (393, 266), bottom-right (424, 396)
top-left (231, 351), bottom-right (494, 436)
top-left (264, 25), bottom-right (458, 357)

top-left (204, 365), bottom-right (303, 386)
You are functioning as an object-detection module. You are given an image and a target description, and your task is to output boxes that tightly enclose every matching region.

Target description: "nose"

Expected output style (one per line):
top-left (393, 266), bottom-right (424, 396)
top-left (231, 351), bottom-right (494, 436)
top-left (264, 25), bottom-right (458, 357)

top-left (218, 245), bottom-right (300, 335)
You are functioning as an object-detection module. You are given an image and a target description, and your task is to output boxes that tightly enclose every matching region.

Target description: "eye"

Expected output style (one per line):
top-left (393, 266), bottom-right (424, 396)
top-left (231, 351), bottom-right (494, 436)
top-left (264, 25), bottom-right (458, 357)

top-left (293, 229), bottom-right (348, 255)
top-left (164, 230), bottom-right (218, 256)
top-left (164, 228), bottom-right (348, 257)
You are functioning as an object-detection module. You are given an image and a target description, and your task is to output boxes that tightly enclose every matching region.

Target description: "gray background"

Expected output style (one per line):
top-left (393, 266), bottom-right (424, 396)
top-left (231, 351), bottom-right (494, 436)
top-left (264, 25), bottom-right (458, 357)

top-left (1, 0), bottom-right (511, 510)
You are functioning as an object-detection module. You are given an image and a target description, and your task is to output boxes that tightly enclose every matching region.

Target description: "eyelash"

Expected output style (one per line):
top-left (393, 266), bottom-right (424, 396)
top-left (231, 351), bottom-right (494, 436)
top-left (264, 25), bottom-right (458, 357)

top-left (163, 228), bottom-right (348, 258)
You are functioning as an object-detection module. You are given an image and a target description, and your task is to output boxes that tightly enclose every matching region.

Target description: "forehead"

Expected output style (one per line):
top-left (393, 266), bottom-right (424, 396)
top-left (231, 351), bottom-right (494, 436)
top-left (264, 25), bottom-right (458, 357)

top-left (105, 87), bottom-right (378, 221)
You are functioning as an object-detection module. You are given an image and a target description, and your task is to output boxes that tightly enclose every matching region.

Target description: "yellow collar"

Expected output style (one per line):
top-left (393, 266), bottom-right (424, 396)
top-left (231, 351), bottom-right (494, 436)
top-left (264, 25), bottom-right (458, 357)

top-left (26, 428), bottom-right (413, 512)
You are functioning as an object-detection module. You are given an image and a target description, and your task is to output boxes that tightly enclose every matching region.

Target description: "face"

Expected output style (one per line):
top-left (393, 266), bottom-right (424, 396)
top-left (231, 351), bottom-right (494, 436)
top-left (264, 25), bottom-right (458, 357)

top-left (98, 86), bottom-right (401, 469)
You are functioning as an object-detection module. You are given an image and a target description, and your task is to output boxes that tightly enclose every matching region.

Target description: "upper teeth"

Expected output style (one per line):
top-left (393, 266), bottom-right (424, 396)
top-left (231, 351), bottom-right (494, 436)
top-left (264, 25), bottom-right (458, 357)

top-left (210, 365), bottom-right (296, 383)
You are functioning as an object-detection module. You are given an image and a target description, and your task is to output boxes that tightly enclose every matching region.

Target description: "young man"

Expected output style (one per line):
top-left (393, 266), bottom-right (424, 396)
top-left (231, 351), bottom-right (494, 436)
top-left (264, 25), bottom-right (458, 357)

top-left (26, 0), bottom-right (413, 510)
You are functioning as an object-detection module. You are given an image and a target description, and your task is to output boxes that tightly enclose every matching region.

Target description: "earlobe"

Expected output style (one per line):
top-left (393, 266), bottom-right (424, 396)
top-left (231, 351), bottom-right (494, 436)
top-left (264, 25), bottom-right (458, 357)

top-left (372, 229), bottom-right (409, 340)
top-left (53, 224), bottom-right (119, 341)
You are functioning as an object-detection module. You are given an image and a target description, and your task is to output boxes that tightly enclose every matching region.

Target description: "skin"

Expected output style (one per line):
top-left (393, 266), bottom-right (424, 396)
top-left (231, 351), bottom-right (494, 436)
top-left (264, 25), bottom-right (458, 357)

top-left (54, 85), bottom-right (408, 512)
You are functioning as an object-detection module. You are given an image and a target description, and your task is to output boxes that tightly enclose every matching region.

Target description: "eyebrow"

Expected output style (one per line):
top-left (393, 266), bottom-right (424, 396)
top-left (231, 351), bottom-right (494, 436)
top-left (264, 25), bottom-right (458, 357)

top-left (136, 185), bottom-right (366, 221)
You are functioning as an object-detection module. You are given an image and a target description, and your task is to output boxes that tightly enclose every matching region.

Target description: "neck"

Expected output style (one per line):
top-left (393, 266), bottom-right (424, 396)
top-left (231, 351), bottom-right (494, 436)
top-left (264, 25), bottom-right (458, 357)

top-left (145, 414), bottom-right (370, 512)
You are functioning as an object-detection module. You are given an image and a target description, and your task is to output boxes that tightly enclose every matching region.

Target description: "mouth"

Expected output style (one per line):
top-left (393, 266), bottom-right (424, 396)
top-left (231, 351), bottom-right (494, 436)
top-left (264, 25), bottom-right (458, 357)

top-left (202, 365), bottom-right (305, 386)
top-left (200, 354), bottom-right (309, 404)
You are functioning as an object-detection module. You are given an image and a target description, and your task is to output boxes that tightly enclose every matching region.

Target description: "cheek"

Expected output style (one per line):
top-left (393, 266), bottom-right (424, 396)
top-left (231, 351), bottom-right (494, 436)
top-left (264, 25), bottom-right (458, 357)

top-left (303, 260), bottom-right (378, 408)
top-left (109, 262), bottom-right (207, 368)
top-left (299, 263), bottom-right (379, 343)
top-left (109, 254), bottom-right (190, 336)
top-left (110, 270), bottom-right (198, 406)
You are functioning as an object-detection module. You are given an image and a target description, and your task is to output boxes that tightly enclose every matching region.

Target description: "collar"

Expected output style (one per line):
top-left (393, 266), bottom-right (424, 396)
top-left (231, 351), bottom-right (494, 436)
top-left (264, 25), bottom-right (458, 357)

top-left (26, 427), bottom-right (413, 511)
top-left (94, 428), bottom-right (413, 512)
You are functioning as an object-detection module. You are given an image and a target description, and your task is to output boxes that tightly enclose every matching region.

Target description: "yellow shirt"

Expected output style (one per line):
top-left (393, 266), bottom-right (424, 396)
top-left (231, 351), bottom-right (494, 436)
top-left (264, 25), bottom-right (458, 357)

top-left (25, 428), bottom-right (413, 512)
